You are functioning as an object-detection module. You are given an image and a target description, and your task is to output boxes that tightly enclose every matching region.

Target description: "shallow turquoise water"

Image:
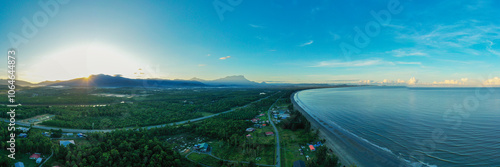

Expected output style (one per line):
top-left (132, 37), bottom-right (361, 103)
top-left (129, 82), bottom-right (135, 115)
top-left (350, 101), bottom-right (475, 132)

top-left (295, 87), bottom-right (500, 167)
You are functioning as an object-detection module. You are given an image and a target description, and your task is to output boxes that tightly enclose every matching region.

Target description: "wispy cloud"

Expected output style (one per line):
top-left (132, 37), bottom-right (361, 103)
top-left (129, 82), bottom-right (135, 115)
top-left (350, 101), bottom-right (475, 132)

top-left (398, 21), bottom-right (500, 50)
top-left (312, 58), bottom-right (392, 67)
top-left (388, 49), bottom-right (429, 57)
top-left (219, 56), bottom-right (231, 60)
top-left (487, 40), bottom-right (500, 56)
top-left (312, 58), bottom-right (422, 68)
top-left (249, 24), bottom-right (265, 29)
top-left (300, 40), bottom-right (314, 47)
top-left (198, 64), bottom-right (207, 67)
top-left (328, 31), bottom-right (340, 41)
top-left (395, 61), bottom-right (422, 65)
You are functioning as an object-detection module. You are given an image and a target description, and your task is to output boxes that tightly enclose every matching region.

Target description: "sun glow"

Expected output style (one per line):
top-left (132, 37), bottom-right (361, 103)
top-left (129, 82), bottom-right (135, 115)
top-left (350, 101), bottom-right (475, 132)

top-left (22, 43), bottom-right (145, 83)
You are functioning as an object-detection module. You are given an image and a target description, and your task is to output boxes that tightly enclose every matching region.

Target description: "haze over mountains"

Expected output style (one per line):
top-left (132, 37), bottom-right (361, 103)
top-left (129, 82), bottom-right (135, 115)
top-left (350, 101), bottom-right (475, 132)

top-left (4, 74), bottom-right (267, 88)
top-left (190, 75), bottom-right (261, 86)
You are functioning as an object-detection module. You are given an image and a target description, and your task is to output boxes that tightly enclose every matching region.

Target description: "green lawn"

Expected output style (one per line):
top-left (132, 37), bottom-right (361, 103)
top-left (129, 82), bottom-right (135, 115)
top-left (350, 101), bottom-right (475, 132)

top-left (211, 140), bottom-right (275, 165)
top-left (278, 127), bottom-right (317, 167)
top-left (187, 152), bottom-right (223, 166)
top-left (1, 150), bottom-right (39, 167)
top-left (197, 112), bottom-right (215, 117)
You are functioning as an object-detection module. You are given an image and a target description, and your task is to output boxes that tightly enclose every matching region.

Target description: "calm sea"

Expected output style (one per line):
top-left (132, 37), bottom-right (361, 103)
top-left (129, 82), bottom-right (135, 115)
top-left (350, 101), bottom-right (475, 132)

top-left (294, 86), bottom-right (500, 167)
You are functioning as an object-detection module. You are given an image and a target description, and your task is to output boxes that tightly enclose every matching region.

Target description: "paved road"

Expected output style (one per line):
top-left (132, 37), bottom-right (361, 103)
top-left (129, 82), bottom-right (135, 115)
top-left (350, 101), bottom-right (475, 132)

top-left (39, 149), bottom-right (53, 167)
top-left (1, 93), bottom-right (276, 133)
top-left (266, 95), bottom-right (282, 167)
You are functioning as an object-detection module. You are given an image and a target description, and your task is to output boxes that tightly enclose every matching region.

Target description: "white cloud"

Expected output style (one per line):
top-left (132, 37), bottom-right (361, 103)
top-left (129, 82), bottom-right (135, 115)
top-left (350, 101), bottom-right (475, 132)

top-left (408, 77), bottom-right (418, 85)
top-left (219, 56), bottom-right (231, 60)
top-left (431, 78), bottom-right (471, 85)
top-left (396, 79), bottom-right (406, 84)
top-left (433, 80), bottom-right (460, 85)
top-left (300, 40), bottom-right (314, 47)
top-left (484, 77), bottom-right (500, 85)
top-left (358, 80), bottom-right (372, 84)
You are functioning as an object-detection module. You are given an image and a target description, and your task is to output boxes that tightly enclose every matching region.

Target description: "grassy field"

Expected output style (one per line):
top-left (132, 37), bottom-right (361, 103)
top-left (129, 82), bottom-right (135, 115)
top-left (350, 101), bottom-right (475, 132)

top-left (273, 100), bottom-right (319, 167)
top-left (211, 140), bottom-right (275, 165)
top-left (1, 150), bottom-right (39, 167)
top-left (187, 152), bottom-right (223, 166)
top-left (198, 111), bottom-right (215, 117)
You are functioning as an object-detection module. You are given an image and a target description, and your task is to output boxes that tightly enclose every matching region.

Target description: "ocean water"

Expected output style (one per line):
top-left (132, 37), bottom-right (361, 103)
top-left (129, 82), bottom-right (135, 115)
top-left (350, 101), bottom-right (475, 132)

top-left (294, 87), bottom-right (500, 167)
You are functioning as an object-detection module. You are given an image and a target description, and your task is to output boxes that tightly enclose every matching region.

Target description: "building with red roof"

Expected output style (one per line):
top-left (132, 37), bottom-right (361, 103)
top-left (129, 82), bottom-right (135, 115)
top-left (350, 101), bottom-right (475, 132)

top-left (29, 153), bottom-right (41, 159)
top-left (309, 145), bottom-right (315, 151)
top-left (265, 132), bottom-right (274, 136)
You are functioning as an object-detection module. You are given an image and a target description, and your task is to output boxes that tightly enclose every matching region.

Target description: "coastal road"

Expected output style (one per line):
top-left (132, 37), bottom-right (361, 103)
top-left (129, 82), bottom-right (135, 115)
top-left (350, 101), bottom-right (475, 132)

top-left (267, 94), bottom-right (282, 167)
top-left (1, 93), bottom-right (277, 133)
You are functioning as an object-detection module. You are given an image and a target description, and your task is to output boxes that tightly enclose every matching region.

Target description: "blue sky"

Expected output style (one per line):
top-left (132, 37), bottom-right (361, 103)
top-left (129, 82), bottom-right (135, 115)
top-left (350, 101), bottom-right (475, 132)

top-left (1, 0), bottom-right (499, 85)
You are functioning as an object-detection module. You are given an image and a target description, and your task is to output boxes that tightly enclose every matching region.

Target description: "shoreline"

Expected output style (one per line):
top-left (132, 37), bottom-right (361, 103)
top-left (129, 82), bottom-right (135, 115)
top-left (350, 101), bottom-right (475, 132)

top-left (290, 91), bottom-right (358, 166)
top-left (290, 89), bottom-right (408, 167)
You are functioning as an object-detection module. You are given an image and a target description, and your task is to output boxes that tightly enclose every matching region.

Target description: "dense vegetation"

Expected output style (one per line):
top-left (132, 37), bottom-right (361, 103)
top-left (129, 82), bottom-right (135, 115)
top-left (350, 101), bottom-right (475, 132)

top-left (1, 87), bottom-right (344, 167)
top-left (0, 123), bottom-right (52, 166)
top-left (0, 122), bottom-right (13, 166)
top-left (53, 129), bottom-right (193, 167)
top-left (1, 88), bottom-right (276, 129)
top-left (0, 87), bottom-right (121, 105)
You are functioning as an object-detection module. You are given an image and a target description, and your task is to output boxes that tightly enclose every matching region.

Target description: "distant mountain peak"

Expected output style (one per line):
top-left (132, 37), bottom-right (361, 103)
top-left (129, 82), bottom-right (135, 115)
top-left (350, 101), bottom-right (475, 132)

top-left (190, 77), bottom-right (205, 81)
top-left (191, 75), bottom-right (259, 86)
top-left (214, 75), bottom-right (248, 81)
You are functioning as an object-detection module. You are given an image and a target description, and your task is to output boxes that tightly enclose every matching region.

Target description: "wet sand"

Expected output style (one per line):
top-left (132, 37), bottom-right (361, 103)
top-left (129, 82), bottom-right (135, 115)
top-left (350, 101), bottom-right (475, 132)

top-left (291, 91), bottom-right (408, 167)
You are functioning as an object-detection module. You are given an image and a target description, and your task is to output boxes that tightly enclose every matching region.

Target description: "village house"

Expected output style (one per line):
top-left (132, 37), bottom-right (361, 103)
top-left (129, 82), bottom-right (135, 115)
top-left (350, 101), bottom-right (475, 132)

top-left (246, 128), bottom-right (255, 132)
top-left (42, 132), bottom-right (51, 137)
top-left (309, 145), bottom-right (315, 151)
top-left (36, 158), bottom-right (42, 164)
top-left (60, 140), bottom-right (75, 147)
top-left (29, 153), bottom-right (41, 160)
top-left (14, 162), bottom-right (24, 167)
top-left (16, 127), bottom-right (30, 133)
top-left (265, 132), bottom-right (274, 136)
top-left (19, 133), bottom-right (28, 138)
top-left (194, 143), bottom-right (210, 152)
top-left (251, 118), bottom-right (260, 123)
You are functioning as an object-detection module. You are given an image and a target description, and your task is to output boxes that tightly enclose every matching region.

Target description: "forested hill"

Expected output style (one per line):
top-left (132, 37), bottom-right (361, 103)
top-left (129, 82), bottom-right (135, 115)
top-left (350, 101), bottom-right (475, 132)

top-left (48, 74), bottom-right (206, 87)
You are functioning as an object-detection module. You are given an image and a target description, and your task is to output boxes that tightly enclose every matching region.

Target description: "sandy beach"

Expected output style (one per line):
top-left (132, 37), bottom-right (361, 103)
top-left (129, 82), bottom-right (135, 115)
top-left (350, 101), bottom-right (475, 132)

top-left (290, 91), bottom-right (408, 167)
top-left (291, 92), bottom-right (358, 166)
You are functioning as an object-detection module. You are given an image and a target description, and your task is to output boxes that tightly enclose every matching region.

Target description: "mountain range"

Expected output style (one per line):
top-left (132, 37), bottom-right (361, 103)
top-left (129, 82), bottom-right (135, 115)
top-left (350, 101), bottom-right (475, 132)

top-left (4, 74), bottom-right (265, 88)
